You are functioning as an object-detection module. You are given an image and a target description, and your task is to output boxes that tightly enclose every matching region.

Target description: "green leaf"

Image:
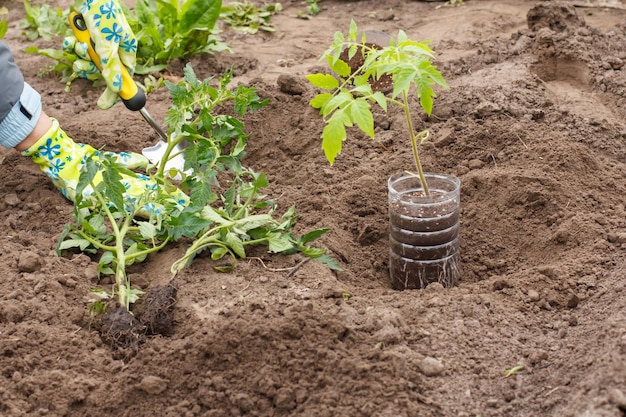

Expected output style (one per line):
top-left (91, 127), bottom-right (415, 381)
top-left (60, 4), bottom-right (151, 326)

top-left (225, 232), bottom-right (246, 258)
top-left (138, 221), bottom-right (157, 240)
top-left (179, 0), bottom-right (222, 34)
top-left (332, 30), bottom-right (344, 47)
top-left (125, 243), bottom-right (140, 265)
top-left (299, 228), bottom-right (330, 244)
top-left (349, 98), bottom-right (374, 138)
top-left (188, 178), bottom-right (214, 211)
top-left (322, 91), bottom-right (353, 118)
top-left (305, 73), bottom-right (339, 91)
top-left (267, 232), bottom-right (295, 253)
top-left (418, 86), bottom-right (434, 116)
top-left (101, 162), bottom-right (126, 212)
top-left (200, 206), bottom-right (231, 225)
top-left (371, 91), bottom-right (388, 111)
top-left (127, 288), bottom-right (145, 304)
top-left (55, 225), bottom-right (72, 256)
top-left (234, 214), bottom-right (272, 232)
top-left (348, 19), bottom-right (358, 42)
top-left (325, 55), bottom-right (351, 77)
top-left (168, 211), bottom-right (212, 240)
top-left (210, 245), bottom-right (229, 261)
top-left (315, 254), bottom-right (343, 271)
top-left (391, 64), bottom-right (416, 99)
top-left (183, 63), bottom-right (200, 87)
top-left (253, 172), bottom-right (269, 188)
top-left (99, 251), bottom-right (115, 267)
top-left (347, 44), bottom-right (358, 61)
top-left (58, 238), bottom-right (92, 251)
top-left (298, 245), bottom-right (326, 258)
top-left (76, 157), bottom-right (99, 198)
top-left (310, 93), bottom-right (332, 110)
top-left (0, 20), bottom-right (7, 40)
top-left (88, 215), bottom-right (106, 236)
top-left (321, 115), bottom-right (347, 165)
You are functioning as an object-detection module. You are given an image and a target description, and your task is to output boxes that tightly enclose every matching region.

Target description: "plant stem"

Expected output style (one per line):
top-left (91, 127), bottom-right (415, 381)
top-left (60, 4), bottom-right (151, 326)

top-left (232, 175), bottom-right (257, 219)
top-left (125, 237), bottom-right (171, 262)
top-left (115, 216), bottom-right (133, 311)
top-left (155, 134), bottom-right (188, 179)
top-left (74, 229), bottom-right (116, 251)
top-left (402, 90), bottom-right (430, 196)
top-left (171, 237), bottom-right (232, 274)
top-left (93, 187), bottom-right (132, 311)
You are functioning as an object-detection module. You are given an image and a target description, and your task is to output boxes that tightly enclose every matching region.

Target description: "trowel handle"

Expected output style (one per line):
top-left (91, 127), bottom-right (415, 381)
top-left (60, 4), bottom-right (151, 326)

top-left (69, 11), bottom-right (146, 111)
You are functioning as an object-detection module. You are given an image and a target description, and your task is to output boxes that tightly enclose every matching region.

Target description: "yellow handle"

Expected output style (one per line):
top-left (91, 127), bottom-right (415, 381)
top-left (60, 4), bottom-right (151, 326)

top-left (69, 11), bottom-right (145, 111)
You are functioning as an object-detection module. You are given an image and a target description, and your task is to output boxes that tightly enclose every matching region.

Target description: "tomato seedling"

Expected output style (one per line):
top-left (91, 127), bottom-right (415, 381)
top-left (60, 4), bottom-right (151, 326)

top-left (162, 64), bottom-right (341, 274)
top-left (307, 20), bottom-right (448, 194)
top-left (58, 155), bottom-right (172, 311)
top-left (59, 64), bottom-right (340, 315)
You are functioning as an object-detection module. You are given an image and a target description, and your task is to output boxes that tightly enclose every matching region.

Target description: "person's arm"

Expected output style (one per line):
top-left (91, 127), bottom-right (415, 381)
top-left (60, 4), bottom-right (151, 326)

top-left (14, 111), bottom-right (52, 151)
top-left (0, 41), bottom-right (43, 150)
top-left (0, 42), bottom-right (184, 213)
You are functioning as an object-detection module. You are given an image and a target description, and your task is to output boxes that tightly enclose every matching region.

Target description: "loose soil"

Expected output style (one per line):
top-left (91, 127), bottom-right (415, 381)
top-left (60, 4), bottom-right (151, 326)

top-left (2, 0), bottom-right (626, 416)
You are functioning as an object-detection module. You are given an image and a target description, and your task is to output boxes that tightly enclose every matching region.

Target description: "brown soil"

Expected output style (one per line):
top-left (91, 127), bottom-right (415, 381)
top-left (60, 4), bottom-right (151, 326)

top-left (3, 0), bottom-right (626, 416)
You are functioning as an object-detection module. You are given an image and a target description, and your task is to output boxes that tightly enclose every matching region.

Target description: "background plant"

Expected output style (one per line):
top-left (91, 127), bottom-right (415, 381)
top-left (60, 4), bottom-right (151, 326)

top-left (306, 20), bottom-right (448, 194)
top-left (0, 7), bottom-right (8, 39)
top-left (296, 0), bottom-right (320, 19)
top-left (20, 0), bottom-right (70, 41)
top-left (220, 1), bottom-right (282, 34)
top-left (125, 0), bottom-right (229, 74)
top-left (23, 0), bottom-right (229, 79)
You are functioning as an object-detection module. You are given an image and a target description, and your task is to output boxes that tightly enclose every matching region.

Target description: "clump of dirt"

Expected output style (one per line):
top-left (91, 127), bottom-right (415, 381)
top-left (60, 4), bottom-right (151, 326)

top-left (527, 1), bottom-right (585, 32)
top-left (96, 304), bottom-right (146, 352)
top-left (135, 282), bottom-right (178, 336)
top-left (95, 282), bottom-right (178, 351)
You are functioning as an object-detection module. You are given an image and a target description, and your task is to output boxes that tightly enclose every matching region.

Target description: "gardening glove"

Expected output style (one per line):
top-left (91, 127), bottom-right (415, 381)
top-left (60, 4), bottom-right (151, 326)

top-left (64, 0), bottom-right (137, 109)
top-left (21, 118), bottom-right (188, 215)
top-left (62, 36), bottom-right (102, 81)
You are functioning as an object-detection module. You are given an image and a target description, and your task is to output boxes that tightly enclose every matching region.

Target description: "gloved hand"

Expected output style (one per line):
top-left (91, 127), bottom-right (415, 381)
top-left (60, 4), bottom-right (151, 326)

top-left (21, 118), bottom-right (187, 215)
top-left (64, 0), bottom-right (137, 109)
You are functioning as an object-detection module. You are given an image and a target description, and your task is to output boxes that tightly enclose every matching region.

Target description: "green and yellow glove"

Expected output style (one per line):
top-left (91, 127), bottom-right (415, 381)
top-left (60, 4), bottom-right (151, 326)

top-left (64, 0), bottom-right (137, 109)
top-left (22, 118), bottom-right (187, 215)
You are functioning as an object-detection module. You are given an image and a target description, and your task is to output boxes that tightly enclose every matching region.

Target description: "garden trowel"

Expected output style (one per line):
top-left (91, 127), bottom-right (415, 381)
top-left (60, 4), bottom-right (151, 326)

top-left (69, 12), bottom-right (187, 175)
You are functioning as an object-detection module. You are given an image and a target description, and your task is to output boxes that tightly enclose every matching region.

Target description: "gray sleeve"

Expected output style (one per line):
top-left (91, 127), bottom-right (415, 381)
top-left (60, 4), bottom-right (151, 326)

top-left (0, 41), bottom-right (25, 123)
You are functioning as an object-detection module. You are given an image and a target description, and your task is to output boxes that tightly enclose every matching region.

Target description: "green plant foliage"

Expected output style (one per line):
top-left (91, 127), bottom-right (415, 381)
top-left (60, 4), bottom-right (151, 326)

top-left (220, 1), bottom-right (282, 34)
top-left (58, 155), bottom-right (173, 311)
top-left (306, 20), bottom-right (448, 194)
top-left (59, 65), bottom-right (340, 312)
top-left (20, 0), bottom-right (71, 41)
top-left (126, 0), bottom-right (230, 74)
top-left (0, 7), bottom-right (8, 39)
top-left (24, 45), bottom-right (77, 85)
top-left (296, 0), bottom-right (320, 19)
top-left (25, 0), bottom-right (229, 78)
top-left (162, 64), bottom-right (340, 273)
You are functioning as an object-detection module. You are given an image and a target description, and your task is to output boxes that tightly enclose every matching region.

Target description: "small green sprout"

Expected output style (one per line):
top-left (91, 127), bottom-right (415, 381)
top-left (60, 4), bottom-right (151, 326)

top-left (503, 365), bottom-right (524, 377)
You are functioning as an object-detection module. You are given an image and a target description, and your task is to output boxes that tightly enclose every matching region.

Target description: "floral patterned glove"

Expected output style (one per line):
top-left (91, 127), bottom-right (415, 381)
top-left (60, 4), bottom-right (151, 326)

top-left (66, 0), bottom-right (137, 109)
top-left (22, 118), bottom-right (187, 215)
top-left (63, 36), bottom-right (102, 81)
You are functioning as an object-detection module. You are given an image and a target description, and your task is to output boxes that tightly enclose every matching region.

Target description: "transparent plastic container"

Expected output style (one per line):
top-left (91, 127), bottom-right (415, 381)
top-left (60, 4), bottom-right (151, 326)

top-left (388, 172), bottom-right (461, 290)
